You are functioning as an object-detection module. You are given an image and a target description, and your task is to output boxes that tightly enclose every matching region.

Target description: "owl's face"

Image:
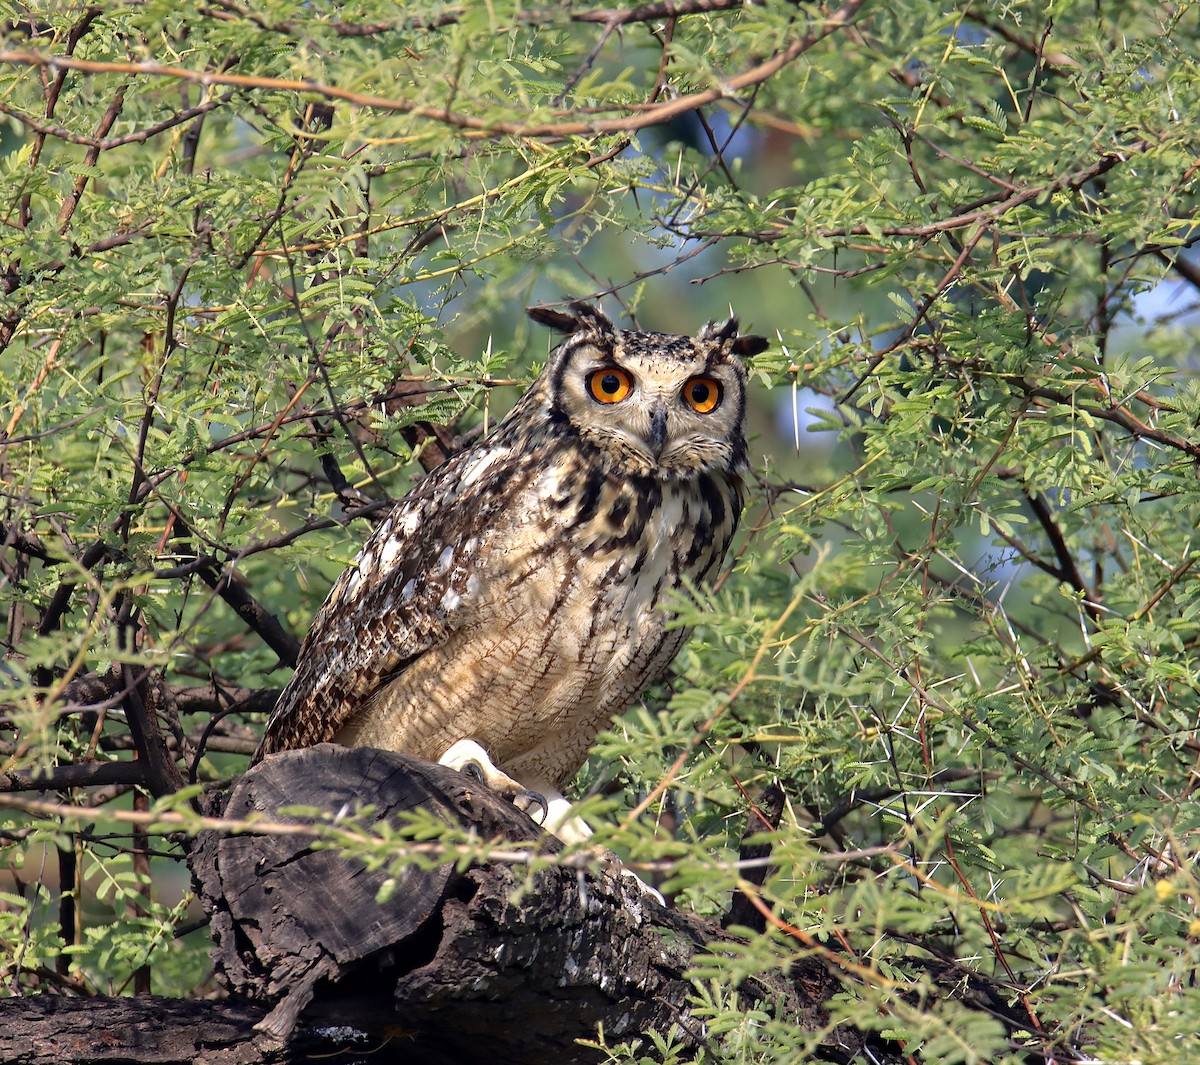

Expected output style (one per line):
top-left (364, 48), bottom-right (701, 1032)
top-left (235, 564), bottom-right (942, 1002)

top-left (528, 303), bottom-right (768, 479)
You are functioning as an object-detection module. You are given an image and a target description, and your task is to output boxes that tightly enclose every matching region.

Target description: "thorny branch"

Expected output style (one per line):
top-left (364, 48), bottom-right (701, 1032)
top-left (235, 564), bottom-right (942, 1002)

top-left (0, 0), bottom-right (867, 139)
top-left (152, 0), bottom-right (774, 39)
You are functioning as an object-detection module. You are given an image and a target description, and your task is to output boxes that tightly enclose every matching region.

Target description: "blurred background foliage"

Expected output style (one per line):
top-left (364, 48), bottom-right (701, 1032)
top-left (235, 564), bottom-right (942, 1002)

top-left (2, 0), bottom-right (1200, 1060)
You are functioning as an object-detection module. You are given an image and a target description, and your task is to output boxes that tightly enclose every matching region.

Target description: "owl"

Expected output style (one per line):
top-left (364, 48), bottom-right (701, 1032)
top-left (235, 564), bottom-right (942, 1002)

top-left (254, 302), bottom-right (767, 833)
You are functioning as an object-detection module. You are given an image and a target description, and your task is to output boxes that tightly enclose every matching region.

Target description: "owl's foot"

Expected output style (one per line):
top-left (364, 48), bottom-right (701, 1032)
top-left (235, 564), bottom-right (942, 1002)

top-left (439, 738), bottom-right (548, 821)
top-left (436, 740), bottom-right (662, 902)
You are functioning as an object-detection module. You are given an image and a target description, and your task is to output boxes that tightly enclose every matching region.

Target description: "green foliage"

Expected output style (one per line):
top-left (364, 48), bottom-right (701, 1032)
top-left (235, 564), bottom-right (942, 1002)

top-left (3, 0), bottom-right (1200, 1059)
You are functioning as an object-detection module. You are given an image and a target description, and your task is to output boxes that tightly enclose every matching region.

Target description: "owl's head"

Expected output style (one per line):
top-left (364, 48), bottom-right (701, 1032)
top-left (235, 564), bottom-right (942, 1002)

top-left (527, 302), bottom-right (768, 479)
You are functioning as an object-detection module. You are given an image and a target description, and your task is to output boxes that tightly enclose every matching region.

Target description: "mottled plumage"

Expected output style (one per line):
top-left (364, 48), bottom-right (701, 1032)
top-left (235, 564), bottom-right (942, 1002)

top-left (255, 302), bottom-right (767, 802)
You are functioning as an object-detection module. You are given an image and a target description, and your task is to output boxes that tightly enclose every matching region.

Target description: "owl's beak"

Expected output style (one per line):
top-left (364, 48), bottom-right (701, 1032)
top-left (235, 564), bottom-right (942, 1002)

top-left (647, 404), bottom-right (668, 458)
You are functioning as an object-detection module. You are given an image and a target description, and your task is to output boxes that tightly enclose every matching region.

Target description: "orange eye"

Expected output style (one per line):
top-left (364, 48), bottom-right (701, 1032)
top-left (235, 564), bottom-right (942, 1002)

top-left (587, 368), bottom-right (633, 404)
top-left (683, 376), bottom-right (722, 414)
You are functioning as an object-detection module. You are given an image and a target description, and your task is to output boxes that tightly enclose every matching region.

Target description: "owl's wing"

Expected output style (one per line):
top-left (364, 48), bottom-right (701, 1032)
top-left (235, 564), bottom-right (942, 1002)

top-left (255, 440), bottom-right (529, 760)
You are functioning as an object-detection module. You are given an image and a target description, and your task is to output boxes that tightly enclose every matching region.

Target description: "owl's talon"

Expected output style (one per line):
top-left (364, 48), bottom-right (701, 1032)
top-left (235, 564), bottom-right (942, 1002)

top-left (513, 788), bottom-right (548, 823)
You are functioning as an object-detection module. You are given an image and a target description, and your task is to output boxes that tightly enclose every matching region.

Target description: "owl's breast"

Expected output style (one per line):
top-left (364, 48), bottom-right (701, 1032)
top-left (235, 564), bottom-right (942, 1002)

top-left (464, 465), bottom-right (741, 785)
top-left (339, 456), bottom-right (743, 791)
top-left (511, 459), bottom-right (740, 620)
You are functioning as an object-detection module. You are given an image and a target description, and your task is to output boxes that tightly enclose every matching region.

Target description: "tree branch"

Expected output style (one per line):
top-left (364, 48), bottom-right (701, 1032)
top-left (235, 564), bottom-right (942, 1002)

top-left (0, 3), bottom-right (867, 139)
top-left (1, 761), bottom-right (150, 793)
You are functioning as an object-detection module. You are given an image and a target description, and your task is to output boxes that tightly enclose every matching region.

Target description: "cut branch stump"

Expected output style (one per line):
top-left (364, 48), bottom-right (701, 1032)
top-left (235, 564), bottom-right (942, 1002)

top-left (187, 745), bottom-right (859, 1063)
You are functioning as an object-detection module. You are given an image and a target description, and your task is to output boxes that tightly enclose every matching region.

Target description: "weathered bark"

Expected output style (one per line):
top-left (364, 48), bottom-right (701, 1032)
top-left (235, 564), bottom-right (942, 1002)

top-left (0, 995), bottom-right (266, 1065)
top-left (187, 745), bottom-right (860, 1063)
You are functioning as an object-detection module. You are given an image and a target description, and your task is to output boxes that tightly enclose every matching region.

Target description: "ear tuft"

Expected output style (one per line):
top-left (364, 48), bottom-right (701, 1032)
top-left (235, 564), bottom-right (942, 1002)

top-left (527, 301), bottom-right (615, 336)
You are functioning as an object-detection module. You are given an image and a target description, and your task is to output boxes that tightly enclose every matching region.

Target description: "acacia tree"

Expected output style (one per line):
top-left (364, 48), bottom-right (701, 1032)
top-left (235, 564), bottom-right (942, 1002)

top-left (2, 1), bottom-right (1200, 1061)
